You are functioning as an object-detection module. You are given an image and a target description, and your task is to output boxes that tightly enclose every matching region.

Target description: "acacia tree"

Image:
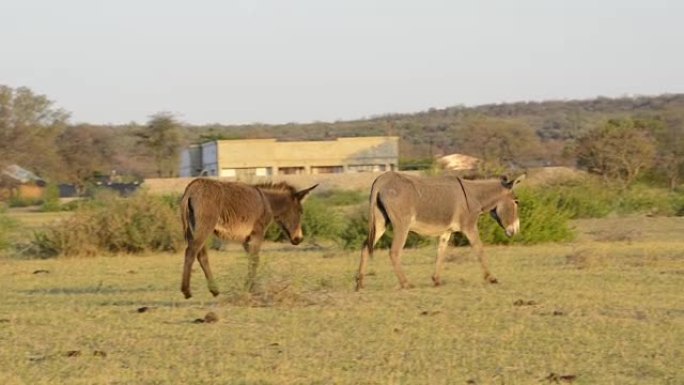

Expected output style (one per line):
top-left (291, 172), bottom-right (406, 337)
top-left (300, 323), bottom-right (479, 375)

top-left (56, 124), bottom-right (116, 193)
top-left (135, 112), bottom-right (182, 177)
top-left (653, 110), bottom-right (684, 190)
top-left (0, 85), bottom-right (69, 175)
top-left (575, 118), bottom-right (656, 188)
top-left (456, 117), bottom-right (542, 176)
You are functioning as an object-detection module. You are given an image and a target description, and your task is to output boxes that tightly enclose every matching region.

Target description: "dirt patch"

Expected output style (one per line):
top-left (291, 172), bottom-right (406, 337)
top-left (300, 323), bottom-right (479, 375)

top-left (565, 248), bottom-right (606, 270)
top-left (221, 280), bottom-right (332, 308)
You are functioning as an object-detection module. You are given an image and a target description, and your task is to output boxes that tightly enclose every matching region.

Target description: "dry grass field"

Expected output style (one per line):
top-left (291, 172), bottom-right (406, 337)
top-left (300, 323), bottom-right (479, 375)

top-left (0, 213), bottom-right (682, 384)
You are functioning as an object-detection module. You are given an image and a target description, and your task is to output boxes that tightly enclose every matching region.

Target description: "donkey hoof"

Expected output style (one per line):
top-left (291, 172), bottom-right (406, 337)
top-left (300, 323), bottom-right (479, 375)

top-left (400, 282), bottom-right (415, 290)
top-left (432, 276), bottom-right (442, 287)
top-left (183, 292), bottom-right (192, 299)
top-left (487, 276), bottom-right (499, 284)
top-left (210, 290), bottom-right (220, 297)
top-left (355, 276), bottom-right (365, 291)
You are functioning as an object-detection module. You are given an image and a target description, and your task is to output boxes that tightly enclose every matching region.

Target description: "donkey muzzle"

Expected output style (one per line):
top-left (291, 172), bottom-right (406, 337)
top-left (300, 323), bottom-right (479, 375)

top-left (290, 226), bottom-right (304, 245)
top-left (505, 219), bottom-right (520, 237)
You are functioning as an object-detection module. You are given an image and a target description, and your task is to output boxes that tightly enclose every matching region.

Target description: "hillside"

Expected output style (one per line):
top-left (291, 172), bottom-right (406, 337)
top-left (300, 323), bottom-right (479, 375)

top-left (3, 85), bottom-right (682, 184)
top-left (185, 94), bottom-right (684, 162)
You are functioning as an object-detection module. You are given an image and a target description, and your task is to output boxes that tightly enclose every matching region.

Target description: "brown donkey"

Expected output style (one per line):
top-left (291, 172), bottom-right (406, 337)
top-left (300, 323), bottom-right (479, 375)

top-left (356, 171), bottom-right (524, 290)
top-left (180, 178), bottom-right (317, 298)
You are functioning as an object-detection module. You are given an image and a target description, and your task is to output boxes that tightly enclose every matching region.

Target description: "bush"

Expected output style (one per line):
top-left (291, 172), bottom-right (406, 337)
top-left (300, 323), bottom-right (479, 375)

top-left (315, 190), bottom-right (366, 206)
top-left (265, 196), bottom-right (345, 243)
top-left (0, 211), bottom-right (18, 253)
top-left (674, 191), bottom-right (684, 217)
top-left (302, 197), bottom-right (344, 241)
top-left (473, 187), bottom-right (575, 245)
top-left (546, 177), bottom-right (684, 218)
top-left (40, 183), bottom-right (61, 212)
top-left (551, 178), bottom-right (615, 219)
top-left (8, 194), bottom-right (42, 208)
top-left (616, 184), bottom-right (684, 216)
top-left (31, 192), bottom-right (183, 257)
top-left (338, 205), bottom-right (434, 250)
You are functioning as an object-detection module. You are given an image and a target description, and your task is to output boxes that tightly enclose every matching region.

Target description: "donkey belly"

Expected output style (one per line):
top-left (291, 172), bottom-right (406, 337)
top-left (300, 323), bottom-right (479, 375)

top-left (214, 222), bottom-right (254, 242)
top-left (410, 218), bottom-right (454, 236)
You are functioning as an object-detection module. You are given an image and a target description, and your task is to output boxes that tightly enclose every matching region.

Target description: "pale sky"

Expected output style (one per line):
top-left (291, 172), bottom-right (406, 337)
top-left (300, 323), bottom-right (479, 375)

top-left (1, 0), bottom-right (682, 125)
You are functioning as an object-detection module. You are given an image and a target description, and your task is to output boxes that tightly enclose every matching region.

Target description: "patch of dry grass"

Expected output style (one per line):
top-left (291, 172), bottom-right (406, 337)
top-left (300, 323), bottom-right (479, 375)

top-left (0, 217), bottom-right (683, 384)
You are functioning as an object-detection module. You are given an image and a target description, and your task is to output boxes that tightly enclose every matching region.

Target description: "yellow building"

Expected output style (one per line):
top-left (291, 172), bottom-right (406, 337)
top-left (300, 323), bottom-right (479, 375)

top-left (180, 136), bottom-right (399, 177)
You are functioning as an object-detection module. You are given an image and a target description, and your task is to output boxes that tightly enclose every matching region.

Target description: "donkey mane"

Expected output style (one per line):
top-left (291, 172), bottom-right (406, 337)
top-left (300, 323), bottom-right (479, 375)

top-left (252, 181), bottom-right (298, 195)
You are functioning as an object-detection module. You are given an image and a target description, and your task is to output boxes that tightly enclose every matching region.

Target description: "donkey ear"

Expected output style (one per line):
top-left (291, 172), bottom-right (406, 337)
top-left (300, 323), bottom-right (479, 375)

top-left (509, 174), bottom-right (526, 190)
top-left (296, 184), bottom-right (318, 201)
top-left (501, 174), bottom-right (525, 189)
top-left (499, 175), bottom-right (512, 188)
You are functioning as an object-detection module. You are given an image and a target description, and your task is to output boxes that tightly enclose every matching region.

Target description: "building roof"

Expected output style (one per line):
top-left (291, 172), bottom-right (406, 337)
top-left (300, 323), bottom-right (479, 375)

top-left (1, 164), bottom-right (45, 184)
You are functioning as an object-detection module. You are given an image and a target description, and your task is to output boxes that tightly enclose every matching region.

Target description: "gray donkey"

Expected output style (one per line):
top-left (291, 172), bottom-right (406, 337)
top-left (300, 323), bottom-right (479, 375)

top-left (356, 171), bottom-right (524, 290)
top-left (180, 178), bottom-right (317, 298)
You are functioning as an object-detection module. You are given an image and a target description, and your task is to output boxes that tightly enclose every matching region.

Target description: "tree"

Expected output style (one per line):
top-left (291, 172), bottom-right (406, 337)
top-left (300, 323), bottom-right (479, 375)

top-left (56, 124), bottom-right (116, 192)
top-left (653, 110), bottom-right (684, 190)
top-left (0, 85), bottom-right (69, 176)
top-left (456, 117), bottom-right (543, 176)
top-left (135, 112), bottom-right (182, 177)
top-left (575, 118), bottom-right (656, 188)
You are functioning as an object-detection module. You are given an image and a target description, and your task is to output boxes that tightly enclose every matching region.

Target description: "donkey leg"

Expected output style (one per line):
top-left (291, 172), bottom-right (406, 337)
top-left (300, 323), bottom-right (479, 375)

top-left (389, 229), bottom-right (412, 289)
top-left (181, 243), bottom-right (199, 299)
top-left (432, 232), bottom-right (451, 286)
top-left (243, 235), bottom-right (264, 292)
top-left (181, 212), bottom-right (216, 299)
top-left (356, 244), bottom-right (370, 291)
top-left (463, 228), bottom-right (498, 284)
top-left (196, 246), bottom-right (219, 297)
top-left (356, 220), bottom-right (386, 291)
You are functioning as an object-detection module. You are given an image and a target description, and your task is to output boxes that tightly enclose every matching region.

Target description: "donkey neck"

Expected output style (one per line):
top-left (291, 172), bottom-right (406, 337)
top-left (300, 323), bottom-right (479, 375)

top-left (258, 189), bottom-right (292, 215)
top-left (462, 180), bottom-right (507, 213)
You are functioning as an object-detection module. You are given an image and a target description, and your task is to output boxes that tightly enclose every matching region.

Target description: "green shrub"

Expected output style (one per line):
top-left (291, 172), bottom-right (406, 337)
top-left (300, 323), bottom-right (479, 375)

top-left (315, 189), bottom-right (366, 206)
top-left (533, 176), bottom-right (684, 219)
top-left (302, 198), bottom-right (344, 241)
top-left (552, 179), bottom-right (615, 219)
top-left (31, 192), bottom-right (183, 257)
top-left (40, 183), bottom-right (61, 212)
top-left (673, 191), bottom-right (684, 217)
top-left (8, 194), bottom-right (42, 208)
top-left (0, 212), bottom-right (18, 252)
top-left (616, 184), bottom-right (684, 216)
top-left (338, 206), bottom-right (433, 250)
top-left (474, 187), bottom-right (575, 245)
top-left (265, 196), bottom-right (345, 243)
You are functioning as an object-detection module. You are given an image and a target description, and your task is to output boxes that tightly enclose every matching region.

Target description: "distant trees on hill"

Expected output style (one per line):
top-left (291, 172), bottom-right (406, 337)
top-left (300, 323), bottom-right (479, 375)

top-left (1, 83), bottom-right (682, 190)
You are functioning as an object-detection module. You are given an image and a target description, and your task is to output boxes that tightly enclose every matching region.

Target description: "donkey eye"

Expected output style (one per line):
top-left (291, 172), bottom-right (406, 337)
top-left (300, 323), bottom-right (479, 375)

top-left (513, 199), bottom-right (519, 205)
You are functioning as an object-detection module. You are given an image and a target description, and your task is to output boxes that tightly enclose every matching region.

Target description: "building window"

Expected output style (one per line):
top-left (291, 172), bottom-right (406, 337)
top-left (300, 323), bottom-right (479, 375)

top-left (348, 164), bottom-right (387, 172)
top-left (220, 168), bottom-right (236, 177)
top-left (311, 166), bottom-right (344, 174)
top-left (278, 167), bottom-right (306, 175)
top-left (255, 167), bottom-right (272, 177)
top-left (220, 167), bottom-right (271, 177)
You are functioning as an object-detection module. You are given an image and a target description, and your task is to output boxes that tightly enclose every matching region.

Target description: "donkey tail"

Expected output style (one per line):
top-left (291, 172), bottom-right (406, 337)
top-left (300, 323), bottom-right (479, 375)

top-left (180, 193), bottom-right (195, 242)
top-left (365, 181), bottom-right (382, 258)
